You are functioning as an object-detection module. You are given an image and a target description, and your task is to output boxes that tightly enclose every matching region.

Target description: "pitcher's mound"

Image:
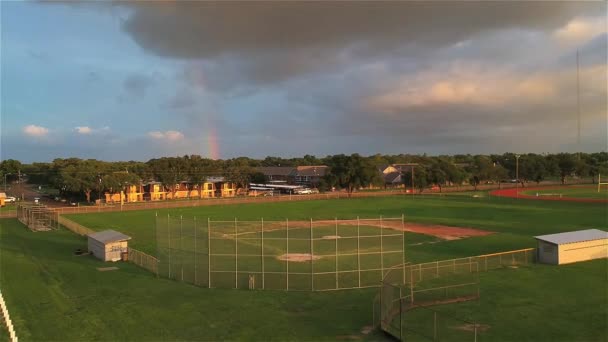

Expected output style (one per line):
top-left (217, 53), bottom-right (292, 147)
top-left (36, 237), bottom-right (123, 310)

top-left (277, 253), bottom-right (322, 262)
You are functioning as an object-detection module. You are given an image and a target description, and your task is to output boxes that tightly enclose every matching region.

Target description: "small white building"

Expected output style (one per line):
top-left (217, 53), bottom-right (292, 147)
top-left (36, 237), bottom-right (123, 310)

top-left (535, 229), bottom-right (608, 265)
top-left (87, 230), bottom-right (131, 262)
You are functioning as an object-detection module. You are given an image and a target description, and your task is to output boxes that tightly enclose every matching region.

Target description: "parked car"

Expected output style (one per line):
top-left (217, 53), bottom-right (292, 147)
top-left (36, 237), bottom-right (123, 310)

top-left (296, 188), bottom-right (313, 194)
top-left (4, 196), bottom-right (16, 203)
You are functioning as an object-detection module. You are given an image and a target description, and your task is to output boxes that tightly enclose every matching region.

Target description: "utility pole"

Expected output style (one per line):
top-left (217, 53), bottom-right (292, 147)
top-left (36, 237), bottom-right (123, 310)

top-left (577, 50), bottom-right (581, 158)
top-left (515, 155), bottom-right (520, 199)
top-left (411, 166), bottom-right (415, 198)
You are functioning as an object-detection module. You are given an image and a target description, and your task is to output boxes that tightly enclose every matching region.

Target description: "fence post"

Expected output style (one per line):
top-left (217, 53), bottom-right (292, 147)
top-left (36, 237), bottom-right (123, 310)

top-left (286, 218), bottom-right (289, 291)
top-left (235, 218), bottom-right (238, 289)
top-left (410, 267), bottom-right (414, 304)
top-left (474, 324), bottom-right (478, 342)
top-left (168, 214), bottom-right (172, 279)
top-left (335, 217), bottom-right (339, 290)
top-left (311, 218), bottom-right (314, 291)
top-left (402, 214), bottom-right (406, 285)
top-left (208, 217), bottom-right (211, 289)
top-left (261, 218), bottom-right (265, 290)
top-left (194, 216), bottom-right (197, 285)
top-left (357, 216), bottom-right (361, 288)
top-left (380, 215), bottom-right (384, 278)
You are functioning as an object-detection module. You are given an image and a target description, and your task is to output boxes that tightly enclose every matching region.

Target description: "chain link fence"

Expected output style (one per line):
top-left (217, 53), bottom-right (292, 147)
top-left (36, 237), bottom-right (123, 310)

top-left (377, 248), bottom-right (535, 341)
top-left (17, 204), bottom-right (59, 231)
top-left (156, 215), bottom-right (406, 291)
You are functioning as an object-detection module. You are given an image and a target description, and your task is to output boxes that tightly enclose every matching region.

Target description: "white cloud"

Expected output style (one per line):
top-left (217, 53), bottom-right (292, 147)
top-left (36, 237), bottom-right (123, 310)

top-left (554, 17), bottom-right (606, 45)
top-left (147, 130), bottom-right (185, 142)
top-left (73, 126), bottom-right (110, 135)
top-left (365, 65), bottom-right (574, 112)
top-left (22, 125), bottom-right (49, 137)
top-left (74, 126), bottom-right (92, 134)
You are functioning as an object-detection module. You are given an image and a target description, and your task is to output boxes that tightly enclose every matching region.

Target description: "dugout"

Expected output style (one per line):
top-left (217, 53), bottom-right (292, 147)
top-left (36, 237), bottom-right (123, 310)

top-left (535, 229), bottom-right (608, 265)
top-left (87, 230), bottom-right (131, 262)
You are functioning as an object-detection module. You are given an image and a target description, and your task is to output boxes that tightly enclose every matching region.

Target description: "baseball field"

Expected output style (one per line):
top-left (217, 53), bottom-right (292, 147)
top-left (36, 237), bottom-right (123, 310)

top-left (0, 193), bottom-right (606, 340)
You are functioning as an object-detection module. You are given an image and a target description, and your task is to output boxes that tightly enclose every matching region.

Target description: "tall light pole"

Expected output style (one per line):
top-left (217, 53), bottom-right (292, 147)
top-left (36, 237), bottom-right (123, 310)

top-left (515, 155), bottom-right (520, 199)
top-left (411, 166), bottom-right (415, 198)
top-left (4, 173), bottom-right (11, 192)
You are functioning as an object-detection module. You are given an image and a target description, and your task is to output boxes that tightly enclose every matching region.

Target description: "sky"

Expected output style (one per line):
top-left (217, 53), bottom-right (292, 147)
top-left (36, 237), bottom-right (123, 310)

top-left (1, 1), bottom-right (606, 163)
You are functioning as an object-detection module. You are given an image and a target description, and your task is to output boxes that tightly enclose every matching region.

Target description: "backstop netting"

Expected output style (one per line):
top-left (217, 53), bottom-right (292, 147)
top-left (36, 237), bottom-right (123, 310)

top-left (156, 215), bottom-right (406, 291)
top-left (17, 204), bottom-right (59, 231)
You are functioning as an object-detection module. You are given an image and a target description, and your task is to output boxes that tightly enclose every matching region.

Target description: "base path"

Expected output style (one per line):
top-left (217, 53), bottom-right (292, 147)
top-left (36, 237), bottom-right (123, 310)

top-left (490, 187), bottom-right (608, 203)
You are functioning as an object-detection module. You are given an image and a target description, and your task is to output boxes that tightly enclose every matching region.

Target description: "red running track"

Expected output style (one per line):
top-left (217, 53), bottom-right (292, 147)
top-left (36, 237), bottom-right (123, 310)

top-left (490, 187), bottom-right (608, 203)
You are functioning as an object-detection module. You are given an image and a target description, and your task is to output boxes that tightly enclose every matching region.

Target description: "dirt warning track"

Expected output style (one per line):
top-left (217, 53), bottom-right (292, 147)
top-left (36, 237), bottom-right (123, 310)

top-left (490, 187), bottom-right (607, 203)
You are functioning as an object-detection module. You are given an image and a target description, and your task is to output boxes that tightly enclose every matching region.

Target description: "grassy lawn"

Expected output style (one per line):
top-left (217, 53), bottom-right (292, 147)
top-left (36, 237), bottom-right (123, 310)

top-left (2, 195), bottom-right (606, 341)
top-left (402, 260), bottom-right (607, 341)
top-left (522, 186), bottom-right (608, 200)
top-left (0, 219), bottom-right (380, 341)
top-left (0, 204), bottom-right (16, 213)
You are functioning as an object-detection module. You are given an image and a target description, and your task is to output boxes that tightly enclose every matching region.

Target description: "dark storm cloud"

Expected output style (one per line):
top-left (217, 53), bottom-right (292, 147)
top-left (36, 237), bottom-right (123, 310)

top-left (118, 1), bottom-right (603, 86)
top-left (122, 2), bottom-right (598, 58)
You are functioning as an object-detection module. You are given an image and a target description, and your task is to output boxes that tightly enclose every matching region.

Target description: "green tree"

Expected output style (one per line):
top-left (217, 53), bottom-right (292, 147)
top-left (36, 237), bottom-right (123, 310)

top-left (224, 158), bottom-right (254, 189)
top-left (403, 166), bottom-right (428, 193)
top-left (102, 171), bottom-right (141, 195)
top-left (59, 159), bottom-right (106, 203)
top-left (324, 154), bottom-right (381, 195)
top-left (552, 153), bottom-right (578, 184)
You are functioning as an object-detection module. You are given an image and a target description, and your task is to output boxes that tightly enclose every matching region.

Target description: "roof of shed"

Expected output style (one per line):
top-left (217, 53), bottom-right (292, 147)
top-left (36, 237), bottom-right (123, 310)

top-left (88, 230), bottom-right (132, 244)
top-left (534, 229), bottom-right (607, 245)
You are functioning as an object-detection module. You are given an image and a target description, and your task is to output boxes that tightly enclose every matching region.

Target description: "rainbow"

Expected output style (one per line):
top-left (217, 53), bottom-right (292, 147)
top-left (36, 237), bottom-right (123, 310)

top-left (191, 66), bottom-right (220, 160)
top-left (207, 124), bottom-right (220, 160)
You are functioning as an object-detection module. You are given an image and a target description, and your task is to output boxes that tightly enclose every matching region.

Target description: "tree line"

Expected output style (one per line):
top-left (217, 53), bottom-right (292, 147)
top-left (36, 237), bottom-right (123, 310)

top-left (0, 152), bottom-right (605, 202)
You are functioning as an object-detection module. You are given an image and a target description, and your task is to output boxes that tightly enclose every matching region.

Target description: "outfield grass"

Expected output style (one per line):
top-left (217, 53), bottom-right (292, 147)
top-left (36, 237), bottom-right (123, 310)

top-left (403, 260), bottom-right (608, 341)
top-left (522, 186), bottom-right (608, 199)
top-left (67, 195), bottom-right (606, 261)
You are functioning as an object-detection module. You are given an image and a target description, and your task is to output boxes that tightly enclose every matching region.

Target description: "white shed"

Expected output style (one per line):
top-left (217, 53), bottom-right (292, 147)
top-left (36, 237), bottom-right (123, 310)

top-left (87, 230), bottom-right (131, 262)
top-left (535, 229), bottom-right (608, 265)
